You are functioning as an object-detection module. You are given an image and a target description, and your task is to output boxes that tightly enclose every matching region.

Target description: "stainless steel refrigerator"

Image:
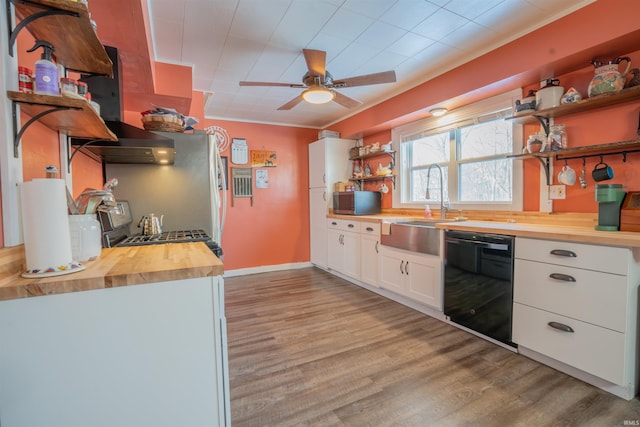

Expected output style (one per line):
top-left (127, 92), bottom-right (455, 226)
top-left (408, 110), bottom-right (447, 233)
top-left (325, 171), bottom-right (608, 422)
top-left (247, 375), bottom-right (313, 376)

top-left (105, 130), bottom-right (227, 243)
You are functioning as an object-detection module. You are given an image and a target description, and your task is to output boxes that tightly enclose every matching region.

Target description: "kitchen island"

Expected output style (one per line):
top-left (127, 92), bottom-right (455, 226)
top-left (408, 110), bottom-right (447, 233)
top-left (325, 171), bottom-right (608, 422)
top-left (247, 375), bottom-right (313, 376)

top-left (0, 243), bottom-right (229, 427)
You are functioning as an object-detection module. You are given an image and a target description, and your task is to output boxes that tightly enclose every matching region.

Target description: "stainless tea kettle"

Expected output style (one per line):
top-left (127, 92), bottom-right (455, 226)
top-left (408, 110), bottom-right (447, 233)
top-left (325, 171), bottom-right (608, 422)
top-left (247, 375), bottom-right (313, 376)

top-left (138, 213), bottom-right (164, 235)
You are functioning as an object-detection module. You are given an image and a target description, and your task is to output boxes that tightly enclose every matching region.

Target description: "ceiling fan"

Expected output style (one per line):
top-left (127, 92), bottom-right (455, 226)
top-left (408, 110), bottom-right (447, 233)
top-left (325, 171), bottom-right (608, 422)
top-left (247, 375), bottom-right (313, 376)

top-left (239, 49), bottom-right (397, 110)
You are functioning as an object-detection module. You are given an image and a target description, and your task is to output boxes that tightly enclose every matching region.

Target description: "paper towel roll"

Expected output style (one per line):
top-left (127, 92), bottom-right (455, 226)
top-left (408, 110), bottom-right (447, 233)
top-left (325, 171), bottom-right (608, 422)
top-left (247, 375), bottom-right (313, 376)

top-left (21, 179), bottom-right (83, 277)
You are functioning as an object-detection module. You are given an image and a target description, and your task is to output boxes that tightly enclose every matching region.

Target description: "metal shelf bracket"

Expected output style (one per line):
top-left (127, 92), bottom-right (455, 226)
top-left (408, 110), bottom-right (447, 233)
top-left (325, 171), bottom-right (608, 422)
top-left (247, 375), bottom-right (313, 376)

top-left (6, 0), bottom-right (79, 56)
top-left (12, 100), bottom-right (75, 157)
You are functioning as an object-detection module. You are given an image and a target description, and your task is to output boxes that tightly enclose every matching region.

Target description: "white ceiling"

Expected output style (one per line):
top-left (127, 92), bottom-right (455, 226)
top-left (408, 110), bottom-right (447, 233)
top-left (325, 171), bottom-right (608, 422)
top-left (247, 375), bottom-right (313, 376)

top-left (147, 0), bottom-right (593, 129)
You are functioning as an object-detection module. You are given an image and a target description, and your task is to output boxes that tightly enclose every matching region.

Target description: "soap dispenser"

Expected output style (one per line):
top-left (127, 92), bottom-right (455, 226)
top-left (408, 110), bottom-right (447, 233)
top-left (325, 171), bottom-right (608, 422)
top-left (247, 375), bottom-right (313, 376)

top-left (27, 40), bottom-right (59, 96)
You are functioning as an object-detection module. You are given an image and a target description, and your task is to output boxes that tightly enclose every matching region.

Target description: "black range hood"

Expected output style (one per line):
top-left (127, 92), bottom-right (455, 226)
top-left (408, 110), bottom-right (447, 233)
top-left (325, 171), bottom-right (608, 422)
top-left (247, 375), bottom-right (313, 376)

top-left (70, 46), bottom-right (175, 164)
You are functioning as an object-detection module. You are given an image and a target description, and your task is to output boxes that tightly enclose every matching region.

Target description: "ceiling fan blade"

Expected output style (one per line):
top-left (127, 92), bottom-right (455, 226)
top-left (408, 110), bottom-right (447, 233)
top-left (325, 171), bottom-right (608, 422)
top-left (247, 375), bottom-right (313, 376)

top-left (333, 91), bottom-right (362, 109)
top-left (331, 70), bottom-right (396, 88)
top-left (239, 81), bottom-right (305, 88)
top-left (277, 95), bottom-right (304, 110)
top-left (303, 49), bottom-right (326, 81)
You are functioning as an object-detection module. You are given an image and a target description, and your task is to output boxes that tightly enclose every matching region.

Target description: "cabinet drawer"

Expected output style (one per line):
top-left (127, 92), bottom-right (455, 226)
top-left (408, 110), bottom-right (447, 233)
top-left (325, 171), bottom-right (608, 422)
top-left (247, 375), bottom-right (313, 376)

top-left (515, 237), bottom-right (629, 274)
top-left (327, 218), bottom-right (361, 233)
top-left (360, 222), bottom-right (380, 236)
top-left (514, 259), bottom-right (627, 332)
top-left (513, 303), bottom-right (625, 385)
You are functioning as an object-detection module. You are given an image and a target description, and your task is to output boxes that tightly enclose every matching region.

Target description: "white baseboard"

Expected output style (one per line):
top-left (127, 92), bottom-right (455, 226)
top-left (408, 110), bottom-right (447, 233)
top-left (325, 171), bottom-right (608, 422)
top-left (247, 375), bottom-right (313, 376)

top-left (223, 262), bottom-right (313, 278)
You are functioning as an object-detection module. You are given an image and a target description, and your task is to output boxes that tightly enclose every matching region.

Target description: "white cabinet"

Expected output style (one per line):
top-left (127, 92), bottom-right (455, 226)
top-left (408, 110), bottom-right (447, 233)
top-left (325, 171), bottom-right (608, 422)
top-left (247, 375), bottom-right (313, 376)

top-left (308, 138), bottom-right (354, 268)
top-left (379, 245), bottom-right (442, 309)
top-left (327, 218), bottom-right (361, 279)
top-left (360, 222), bottom-right (380, 287)
top-left (513, 237), bottom-right (640, 400)
top-left (0, 276), bottom-right (229, 426)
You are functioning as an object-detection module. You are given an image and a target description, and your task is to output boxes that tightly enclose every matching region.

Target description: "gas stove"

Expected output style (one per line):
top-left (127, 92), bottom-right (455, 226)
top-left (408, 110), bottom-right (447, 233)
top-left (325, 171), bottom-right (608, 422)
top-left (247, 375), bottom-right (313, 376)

top-left (116, 229), bottom-right (223, 258)
top-left (98, 201), bottom-right (223, 258)
top-left (117, 229), bottom-right (211, 245)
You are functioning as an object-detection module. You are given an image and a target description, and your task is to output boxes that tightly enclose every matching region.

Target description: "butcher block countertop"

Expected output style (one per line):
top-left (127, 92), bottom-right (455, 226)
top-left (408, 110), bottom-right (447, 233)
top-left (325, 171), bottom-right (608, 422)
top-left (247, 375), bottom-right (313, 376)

top-left (328, 211), bottom-right (640, 248)
top-left (0, 242), bottom-right (223, 302)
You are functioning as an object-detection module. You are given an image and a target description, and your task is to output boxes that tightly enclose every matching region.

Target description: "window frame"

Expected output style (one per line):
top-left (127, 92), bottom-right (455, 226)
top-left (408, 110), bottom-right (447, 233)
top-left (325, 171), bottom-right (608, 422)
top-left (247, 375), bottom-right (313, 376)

top-left (391, 89), bottom-right (524, 211)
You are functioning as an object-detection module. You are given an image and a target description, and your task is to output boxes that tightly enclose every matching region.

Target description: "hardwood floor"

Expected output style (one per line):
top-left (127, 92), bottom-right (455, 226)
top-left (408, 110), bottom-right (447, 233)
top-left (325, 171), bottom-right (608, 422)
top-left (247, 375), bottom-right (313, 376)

top-left (225, 267), bottom-right (640, 426)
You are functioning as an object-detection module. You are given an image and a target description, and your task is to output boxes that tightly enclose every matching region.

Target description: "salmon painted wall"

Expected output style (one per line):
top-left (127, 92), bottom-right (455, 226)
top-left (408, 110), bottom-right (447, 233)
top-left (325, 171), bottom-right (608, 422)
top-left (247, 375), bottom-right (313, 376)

top-left (198, 119), bottom-right (317, 271)
top-left (331, 0), bottom-right (640, 214)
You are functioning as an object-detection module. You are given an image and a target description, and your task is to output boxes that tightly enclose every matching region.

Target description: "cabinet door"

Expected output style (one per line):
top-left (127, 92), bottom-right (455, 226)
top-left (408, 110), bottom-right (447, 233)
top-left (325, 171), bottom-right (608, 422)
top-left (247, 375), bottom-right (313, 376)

top-left (341, 230), bottom-right (361, 280)
top-left (361, 234), bottom-right (379, 287)
top-left (309, 188), bottom-right (328, 268)
top-left (405, 253), bottom-right (442, 310)
top-left (327, 228), bottom-right (344, 272)
top-left (378, 246), bottom-right (405, 294)
top-left (308, 140), bottom-right (326, 188)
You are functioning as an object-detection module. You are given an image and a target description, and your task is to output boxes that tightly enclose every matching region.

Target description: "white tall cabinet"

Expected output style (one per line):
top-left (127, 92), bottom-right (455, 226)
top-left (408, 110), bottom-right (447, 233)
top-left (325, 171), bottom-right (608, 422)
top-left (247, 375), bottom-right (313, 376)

top-left (308, 138), bottom-right (354, 268)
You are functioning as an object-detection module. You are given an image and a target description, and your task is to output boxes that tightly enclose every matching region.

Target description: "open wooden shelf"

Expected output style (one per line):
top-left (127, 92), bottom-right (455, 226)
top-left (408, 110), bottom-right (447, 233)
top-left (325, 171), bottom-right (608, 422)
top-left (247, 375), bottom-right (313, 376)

top-left (9, 0), bottom-right (112, 76)
top-left (349, 150), bottom-right (395, 161)
top-left (8, 91), bottom-right (116, 140)
top-left (506, 85), bottom-right (640, 125)
top-left (509, 139), bottom-right (640, 161)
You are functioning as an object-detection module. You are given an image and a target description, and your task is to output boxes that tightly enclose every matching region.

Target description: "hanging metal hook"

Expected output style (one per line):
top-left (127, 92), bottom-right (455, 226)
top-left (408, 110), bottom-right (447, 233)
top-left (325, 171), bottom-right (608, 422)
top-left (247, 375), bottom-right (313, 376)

top-left (623, 152), bottom-right (628, 163)
top-left (564, 159), bottom-right (568, 166)
top-left (582, 157), bottom-right (586, 167)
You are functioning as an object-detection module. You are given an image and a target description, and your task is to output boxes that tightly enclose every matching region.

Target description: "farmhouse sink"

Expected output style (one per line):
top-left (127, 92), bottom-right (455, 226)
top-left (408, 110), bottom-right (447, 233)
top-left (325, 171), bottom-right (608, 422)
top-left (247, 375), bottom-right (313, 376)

top-left (381, 221), bottom-right (444, 256)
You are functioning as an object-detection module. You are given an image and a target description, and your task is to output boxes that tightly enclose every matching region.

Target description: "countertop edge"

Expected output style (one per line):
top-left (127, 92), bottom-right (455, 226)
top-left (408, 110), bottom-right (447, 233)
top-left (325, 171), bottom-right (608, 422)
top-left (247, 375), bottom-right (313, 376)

top-left (328, 213), bottom-right (640, 248)
top-left (0, 242), bottom-right (224, 302)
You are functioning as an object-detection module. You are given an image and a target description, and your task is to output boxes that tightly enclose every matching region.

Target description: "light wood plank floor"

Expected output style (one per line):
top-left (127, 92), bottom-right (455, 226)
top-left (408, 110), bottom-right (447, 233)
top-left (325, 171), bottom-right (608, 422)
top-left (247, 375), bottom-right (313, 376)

top-left (225, 267), bottom-right (640, 426)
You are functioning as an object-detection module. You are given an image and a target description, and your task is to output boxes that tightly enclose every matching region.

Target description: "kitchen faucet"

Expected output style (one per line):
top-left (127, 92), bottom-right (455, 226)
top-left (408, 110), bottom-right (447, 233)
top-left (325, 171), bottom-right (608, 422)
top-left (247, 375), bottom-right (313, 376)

top-left (425, 163), bottom-right (449, 219)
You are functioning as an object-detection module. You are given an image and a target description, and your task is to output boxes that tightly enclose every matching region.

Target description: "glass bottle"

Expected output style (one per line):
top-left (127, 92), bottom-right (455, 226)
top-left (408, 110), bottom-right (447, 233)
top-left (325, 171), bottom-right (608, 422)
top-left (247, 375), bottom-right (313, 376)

top-left (548, 124), bottom-right (567, 151)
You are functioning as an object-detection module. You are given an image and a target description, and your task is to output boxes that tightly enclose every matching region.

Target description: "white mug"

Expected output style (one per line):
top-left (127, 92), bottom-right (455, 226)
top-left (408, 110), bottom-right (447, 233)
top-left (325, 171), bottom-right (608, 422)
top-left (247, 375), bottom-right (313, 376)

top-left (558, 164), bottom-right (576, 186)
top-left (380, 183), bottom-right (389, 194)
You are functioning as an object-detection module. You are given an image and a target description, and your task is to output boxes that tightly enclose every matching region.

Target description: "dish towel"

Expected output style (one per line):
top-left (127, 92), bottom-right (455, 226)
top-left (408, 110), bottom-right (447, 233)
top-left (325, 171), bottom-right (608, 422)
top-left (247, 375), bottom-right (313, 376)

top-left (381, 221), bottom-right (392, 235)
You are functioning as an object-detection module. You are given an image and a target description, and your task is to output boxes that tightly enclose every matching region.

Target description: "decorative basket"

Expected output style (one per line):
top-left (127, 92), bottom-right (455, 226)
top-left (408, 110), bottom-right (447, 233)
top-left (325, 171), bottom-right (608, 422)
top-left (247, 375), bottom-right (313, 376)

top-left (349, 147), bottom-right (360, 158)
top-left (141, 115), bottom-right (184, 133)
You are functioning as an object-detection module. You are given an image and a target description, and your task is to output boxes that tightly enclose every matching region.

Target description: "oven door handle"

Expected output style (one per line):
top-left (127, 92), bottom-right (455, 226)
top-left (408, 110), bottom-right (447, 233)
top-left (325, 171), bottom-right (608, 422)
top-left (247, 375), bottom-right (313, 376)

top-left (445, 238), bottom-right (509, 251)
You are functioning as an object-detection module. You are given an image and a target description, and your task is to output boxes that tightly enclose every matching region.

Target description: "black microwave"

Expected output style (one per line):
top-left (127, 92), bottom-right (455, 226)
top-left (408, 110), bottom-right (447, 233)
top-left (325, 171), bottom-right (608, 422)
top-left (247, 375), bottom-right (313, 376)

top-left (333, 191), bottom-right (381, 215)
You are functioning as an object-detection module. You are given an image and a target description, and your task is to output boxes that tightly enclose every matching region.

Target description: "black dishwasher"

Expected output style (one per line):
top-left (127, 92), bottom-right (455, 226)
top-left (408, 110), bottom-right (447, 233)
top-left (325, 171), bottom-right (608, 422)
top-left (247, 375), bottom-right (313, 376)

top-left (444, 230), bottom-right (516, 348)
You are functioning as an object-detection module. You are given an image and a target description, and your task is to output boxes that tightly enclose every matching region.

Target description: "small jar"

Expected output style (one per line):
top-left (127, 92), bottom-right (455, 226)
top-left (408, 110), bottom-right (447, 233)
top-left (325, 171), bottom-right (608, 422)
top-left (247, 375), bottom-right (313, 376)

top-left (60, 77), bottom-right (77, 97)
top-left (548, 124), bottom-right (567, 151)
top-left (77, 81), bottom-right (88, 97)
top-left (18, 66), bottom-right (33, 93)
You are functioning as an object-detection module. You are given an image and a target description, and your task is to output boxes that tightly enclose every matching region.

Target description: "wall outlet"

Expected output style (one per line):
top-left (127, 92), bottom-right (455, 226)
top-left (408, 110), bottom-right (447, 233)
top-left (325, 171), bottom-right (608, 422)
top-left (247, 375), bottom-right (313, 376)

top-left (549, 185), bottom-right (566, 199)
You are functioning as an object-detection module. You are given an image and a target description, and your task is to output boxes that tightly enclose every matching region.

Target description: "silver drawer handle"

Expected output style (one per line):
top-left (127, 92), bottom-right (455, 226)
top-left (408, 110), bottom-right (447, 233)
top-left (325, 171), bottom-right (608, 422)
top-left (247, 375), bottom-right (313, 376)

top-left (549, 273), bottom-right (576, 282)
top-left (348, 223), bottom-right (355, 228)
top-left (548, 321), bottom-right (575, 333)
top-left (331, 221), bottom-right (337, 226)
top-left (550, 249), bottom-right (577, 258)
top-left (366, 227), bottom-right (374, 232)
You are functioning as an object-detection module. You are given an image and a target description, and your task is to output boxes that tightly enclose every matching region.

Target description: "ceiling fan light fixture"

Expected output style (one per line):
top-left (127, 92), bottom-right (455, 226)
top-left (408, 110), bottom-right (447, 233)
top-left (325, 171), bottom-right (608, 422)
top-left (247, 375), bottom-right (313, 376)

top-left (430, 107), bottom-right (448, 117)
top-left (302, 87), bottom-right (335, 104)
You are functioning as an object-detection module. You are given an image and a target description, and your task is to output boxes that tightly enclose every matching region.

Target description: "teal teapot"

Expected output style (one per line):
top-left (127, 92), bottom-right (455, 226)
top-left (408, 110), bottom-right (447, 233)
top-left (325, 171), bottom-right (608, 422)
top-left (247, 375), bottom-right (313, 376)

top-left (588, 56), bottom-right (631, 97)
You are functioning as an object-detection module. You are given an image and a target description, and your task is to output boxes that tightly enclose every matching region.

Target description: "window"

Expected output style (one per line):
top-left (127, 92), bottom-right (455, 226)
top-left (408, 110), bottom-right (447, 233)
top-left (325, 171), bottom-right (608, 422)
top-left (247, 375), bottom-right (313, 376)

top-left (392, 90), bottom-right (523, 211)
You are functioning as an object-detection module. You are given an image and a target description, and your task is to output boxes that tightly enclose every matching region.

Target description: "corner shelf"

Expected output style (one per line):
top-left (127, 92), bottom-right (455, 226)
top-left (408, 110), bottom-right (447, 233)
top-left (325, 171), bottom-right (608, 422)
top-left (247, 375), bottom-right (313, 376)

top-left (8, 0), bottom-right (112, 76)
top-left (349, 150), bottom-right (396, 189)
top-left (8, 90), bottom-right (116, 156)
top-left (506, 85), bottom-right (640, 134)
